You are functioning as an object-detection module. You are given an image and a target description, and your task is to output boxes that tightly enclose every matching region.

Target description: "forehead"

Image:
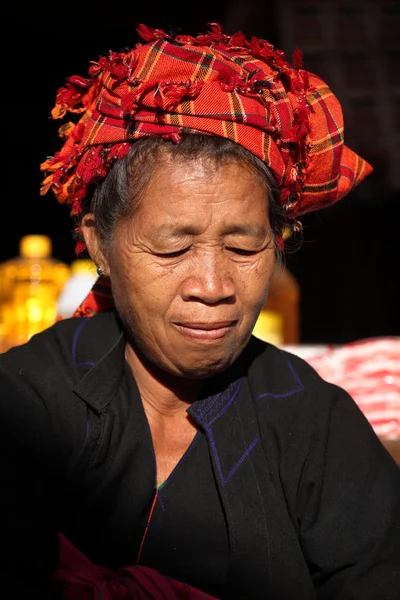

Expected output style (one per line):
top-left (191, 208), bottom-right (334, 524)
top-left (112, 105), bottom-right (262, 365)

top-left (131, 154), bottom-right (270, 226)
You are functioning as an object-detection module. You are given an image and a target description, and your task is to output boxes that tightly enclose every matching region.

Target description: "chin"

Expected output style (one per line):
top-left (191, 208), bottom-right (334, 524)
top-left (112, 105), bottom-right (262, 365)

top-left (170, 345), bottom-right (245, 380)
top-left (174, 361), bottom-right (231, 380)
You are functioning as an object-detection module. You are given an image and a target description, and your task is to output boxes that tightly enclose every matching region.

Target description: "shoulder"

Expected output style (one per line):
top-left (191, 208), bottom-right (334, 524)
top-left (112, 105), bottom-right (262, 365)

top-left (244, 338), bottom-right (389, 483)
top-left (245, 336), bottom-right (357, 429)
top-left (246, 335), bottom-right (334, 396)
top-left (0, 310), bottom-right (121, 382)
top-left (0, 310), bottom-right (122, 443)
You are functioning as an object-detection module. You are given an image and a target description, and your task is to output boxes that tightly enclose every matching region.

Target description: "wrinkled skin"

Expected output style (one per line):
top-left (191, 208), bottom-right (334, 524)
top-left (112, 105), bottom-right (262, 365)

top-left (83, 155), bottom-right (276, 383)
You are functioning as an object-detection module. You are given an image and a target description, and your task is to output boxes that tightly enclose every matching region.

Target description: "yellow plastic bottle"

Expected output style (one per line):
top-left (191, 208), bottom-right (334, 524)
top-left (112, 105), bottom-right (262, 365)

top-left (0, 235), bottom-right (70, 351)
top-left (252, 265), bottom-right (300, 346)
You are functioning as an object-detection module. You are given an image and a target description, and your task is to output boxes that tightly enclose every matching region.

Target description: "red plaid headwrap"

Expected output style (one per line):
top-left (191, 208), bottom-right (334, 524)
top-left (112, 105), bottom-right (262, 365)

top-left (41, 23), bottom-right (372, 227)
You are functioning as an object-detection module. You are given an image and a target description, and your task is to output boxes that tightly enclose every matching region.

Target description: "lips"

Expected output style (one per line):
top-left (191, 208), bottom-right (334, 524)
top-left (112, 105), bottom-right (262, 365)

top-left (177, 321), bottom-right (237, 330)
top-left (173, 320), bottom-right (237, 342)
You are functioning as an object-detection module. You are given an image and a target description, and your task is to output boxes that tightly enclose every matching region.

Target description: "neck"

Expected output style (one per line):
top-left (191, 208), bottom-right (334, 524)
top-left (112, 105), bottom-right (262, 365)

top-left (125, 344), bottom-right (206, 418)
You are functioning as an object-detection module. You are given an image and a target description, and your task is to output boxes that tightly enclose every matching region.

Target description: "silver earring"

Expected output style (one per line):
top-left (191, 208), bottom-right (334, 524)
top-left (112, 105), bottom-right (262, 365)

top-left (96, 266), bottom-right (104, 277)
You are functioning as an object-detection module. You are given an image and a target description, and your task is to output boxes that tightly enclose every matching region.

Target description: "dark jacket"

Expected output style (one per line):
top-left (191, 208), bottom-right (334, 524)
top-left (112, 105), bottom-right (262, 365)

top-left (1, 310), bottom-right (399, 599)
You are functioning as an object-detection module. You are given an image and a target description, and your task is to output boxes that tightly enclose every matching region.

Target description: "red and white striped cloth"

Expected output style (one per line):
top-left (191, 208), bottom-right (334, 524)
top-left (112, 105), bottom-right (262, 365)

top-left (283, 338), bottom-right (400, 440)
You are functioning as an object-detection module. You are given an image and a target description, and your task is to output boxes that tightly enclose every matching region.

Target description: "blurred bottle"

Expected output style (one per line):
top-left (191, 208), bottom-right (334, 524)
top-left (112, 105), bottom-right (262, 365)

top-left (57, 258), bottom-right (98, 319)
top-left (253, 309), bottom-right (284, 347)
top-left (0, 235), bottom-right (70, 351)
top-left (252, 264), bottom-right (300, 346)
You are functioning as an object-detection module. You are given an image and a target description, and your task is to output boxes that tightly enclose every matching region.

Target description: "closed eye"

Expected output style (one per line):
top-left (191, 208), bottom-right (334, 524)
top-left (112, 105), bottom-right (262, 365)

top-left (154, 248), bottom-right (190, 258)
top-left (227, 247), bottom-right (258, 256)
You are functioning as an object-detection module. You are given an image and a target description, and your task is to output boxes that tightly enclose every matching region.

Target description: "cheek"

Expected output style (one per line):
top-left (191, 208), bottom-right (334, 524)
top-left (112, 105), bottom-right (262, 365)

top-left (236, 255), bottom-right (275, 299)
top-left (110, 255), bottom-right (182, 318)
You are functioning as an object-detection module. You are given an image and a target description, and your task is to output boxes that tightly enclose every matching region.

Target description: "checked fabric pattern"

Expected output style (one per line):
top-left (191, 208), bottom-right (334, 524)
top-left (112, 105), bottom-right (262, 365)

top-left (40, 23), bottom-right (372, 227)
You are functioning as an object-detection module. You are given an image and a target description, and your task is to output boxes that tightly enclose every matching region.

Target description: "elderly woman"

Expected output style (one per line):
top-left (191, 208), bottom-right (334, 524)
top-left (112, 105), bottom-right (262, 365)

top-left (1, 23), bottom-right (399, 600)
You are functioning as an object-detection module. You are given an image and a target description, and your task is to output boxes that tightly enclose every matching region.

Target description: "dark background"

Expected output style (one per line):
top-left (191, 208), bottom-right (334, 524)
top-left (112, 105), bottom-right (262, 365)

top-left (2, 0), bottom-right (399, 344)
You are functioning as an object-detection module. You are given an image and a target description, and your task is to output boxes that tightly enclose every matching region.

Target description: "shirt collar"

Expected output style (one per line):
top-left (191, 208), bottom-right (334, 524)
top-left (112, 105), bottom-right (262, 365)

top-left (73, 312), bottom-right (126, 412)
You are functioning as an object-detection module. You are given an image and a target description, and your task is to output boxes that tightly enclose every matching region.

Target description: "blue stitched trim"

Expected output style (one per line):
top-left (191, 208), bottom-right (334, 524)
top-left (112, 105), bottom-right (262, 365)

top-left (194, 379), bottom-right (242, 425)
top-left (206, 427), bottom-right (225, 483)
top-left (198, 390), bottom-right (222, 416)
top-left (205, 380), bottom-right (242, 426)
top-left (193, 379), bottom-right (256, 487)
top-left (206, 426), bottom-right (259, 487)
top-left (138, 516), bottom-right (158, 531)
top-left (223, 436), bottom-right (260, 484)
top-left (157, 494), bottom-right (166, 512)
top-left (193, 350), bottom-right (305, 489)
top-left (255, 350), bottom-right (304, 403)
top-left (71, 318), bottom-right (91, 366)
top-left (76, 361), bottom-right (96, 368)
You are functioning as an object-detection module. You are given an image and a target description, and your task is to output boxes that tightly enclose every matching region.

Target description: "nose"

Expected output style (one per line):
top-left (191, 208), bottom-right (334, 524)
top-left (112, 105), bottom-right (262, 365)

top-left (180, 249), bottom-right (235, 304)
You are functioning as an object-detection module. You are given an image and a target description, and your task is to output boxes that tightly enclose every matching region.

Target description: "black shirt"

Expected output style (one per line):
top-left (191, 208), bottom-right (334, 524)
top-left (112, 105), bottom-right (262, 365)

top-left (1, 310), bottom-right (399, 599)
top-left (123, 363), bottom-right (230, 597)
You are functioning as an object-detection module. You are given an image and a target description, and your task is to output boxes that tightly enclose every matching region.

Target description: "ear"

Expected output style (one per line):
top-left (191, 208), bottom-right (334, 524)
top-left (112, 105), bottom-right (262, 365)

top-left (80, 214), bottom-right (110, 275)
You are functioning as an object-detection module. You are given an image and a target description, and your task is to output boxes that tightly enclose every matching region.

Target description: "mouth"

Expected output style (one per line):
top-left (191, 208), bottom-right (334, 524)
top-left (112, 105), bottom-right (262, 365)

top-left (173, 321), bottom-right (238, 342)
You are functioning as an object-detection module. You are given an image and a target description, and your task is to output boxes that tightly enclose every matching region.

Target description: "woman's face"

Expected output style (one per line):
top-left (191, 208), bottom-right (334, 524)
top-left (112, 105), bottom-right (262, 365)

top-left (92, 156), bottom-right (276, 379)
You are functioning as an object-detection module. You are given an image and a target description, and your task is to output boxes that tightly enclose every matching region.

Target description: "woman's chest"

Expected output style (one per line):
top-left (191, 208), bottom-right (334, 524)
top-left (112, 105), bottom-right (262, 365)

top-left (149, 418), bottom-right (198, 486)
